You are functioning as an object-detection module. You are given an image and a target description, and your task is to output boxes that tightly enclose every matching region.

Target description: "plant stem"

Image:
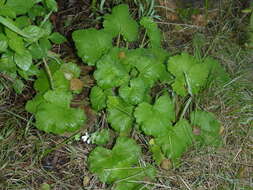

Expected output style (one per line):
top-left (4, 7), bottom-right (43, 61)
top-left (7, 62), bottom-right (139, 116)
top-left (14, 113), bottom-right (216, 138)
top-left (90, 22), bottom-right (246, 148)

top-left (140, 30), bottom-right (147, 48)
top-left (180, 97), bottom-right (192, 120)
top-left (43, 58), bottom-right (54, 90)
top-left (116, 34), bottom-right (121, 47)
top-left (91, 0), bottom-right (97, 13)
top-left (0, 16), bottom-right (32, 38)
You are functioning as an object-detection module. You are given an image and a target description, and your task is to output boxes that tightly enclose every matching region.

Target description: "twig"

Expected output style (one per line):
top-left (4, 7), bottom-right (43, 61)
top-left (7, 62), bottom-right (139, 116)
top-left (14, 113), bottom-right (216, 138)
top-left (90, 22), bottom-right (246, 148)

top-left (157, 21), bottom-right (202, 28)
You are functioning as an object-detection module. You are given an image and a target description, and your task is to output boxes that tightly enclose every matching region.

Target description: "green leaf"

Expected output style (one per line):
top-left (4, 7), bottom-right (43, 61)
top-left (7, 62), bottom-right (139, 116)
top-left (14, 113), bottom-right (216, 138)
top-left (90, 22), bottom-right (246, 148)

top-left (190, 110), bottom-right (222, 146)
top-left (72, 28), bottom-right (112, 65)
top-left (186, 63), bottom-right (210, 95)
top-left (6, 0), bottom-right (35, 15)
top-left (126, 49), bottom-right (167, 86)
top-left (5, 28), bottom-right (25, 54)
top-left (0, 16), bottom-right (32, 39)
top-left (49, 32), bottom-right (67, 44)
top-left (119, 77), bottom-right (150, 105)
top-left (0, 52), bottom-right (16, 74)
top-left (204, 57), bottom-right (230, 86)
top-left (107, 96), bottom-right (134, 135)
top-left (22, 25), bottom-right (45, 42)
top-left (150, 144), bottom-right (165, 165)
top-left (140, 17), bottom-right (161, 48)
top-left (25, 94), bottom-right (44, 114)
top-left (36, 103), bottom-right (86, 134)
top-left (28, 5), bottom-right (46, 19)
top-left (28, 38), bottom-right (51, 59)
top-left (18, 64), bottom-right (40, 80)
top-left (134, 95), bottom-right (175, 137)
top-left (60, 62), bottom-right (81, 80)
top-left (41, 20), bottom-right (53, 36)
top-left (0, 5), bottom-right (16, 18)
top-left (34, 60), bottom-right (60, 93)
top-left (90, 86), bottom-right (107, 111)
top-left (43, 89), bottom-right (72, 108)
top-left (88, 137), bottom-right (142, 183)
top-left (14, 50), bottom-right (32, 71)
top-left (113, 165), bottom-right (156, 190)
top-left (103, 4), bottom-right (139, 42)
top-left (155, 119), bottom-right (193, 165)
top-left (94, 59), bottom-right (129, 89)
top-left (167, 52), bottom-right (210, 96)
top-left (91, 129), bottom-right (111, 145)
top-left (53, 70), bottom-right (70, 90)
top-left (0, 33), bottom-right (8, 52)
top-left (45, 0), bottom-right (58, 12)
top-left (15, 16), bottom-right (31, 29)
top-left (12, 78), bottom-right (24, 94)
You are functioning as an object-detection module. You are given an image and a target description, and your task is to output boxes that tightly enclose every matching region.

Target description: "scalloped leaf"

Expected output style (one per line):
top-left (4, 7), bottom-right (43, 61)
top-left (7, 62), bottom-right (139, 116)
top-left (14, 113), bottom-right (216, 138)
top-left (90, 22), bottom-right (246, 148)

top-left (90, 86), bottom-right (114, 111)
top-left (190, 110), bottom-right (222, 146)
top-left (103, 4), bottom-right (138, 42)
top-left (119, 77), bottom-right (150, 105)
top-left (154, 119), bottom-right (193, 166)
top-left (134, 94), bottom-right (175, 137)
top-left (140, 17), bottom-right (161, 48)
top-left (107, 96), bottom-right (134, 135)
top-left (88, 137), bottom-right (142, 183)
top-left (36, 103), bottom-right (86, 134)
top-left (72, 28), bottom-right (112, 65)
top-left (167, 52), bottom-right (210, 96)
top-left (94, 59), bottom-right (129, 89)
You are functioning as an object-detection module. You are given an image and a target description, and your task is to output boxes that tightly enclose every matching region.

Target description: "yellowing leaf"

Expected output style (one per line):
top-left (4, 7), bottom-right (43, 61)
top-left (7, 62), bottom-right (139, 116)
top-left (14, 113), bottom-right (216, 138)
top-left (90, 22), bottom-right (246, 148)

top-left (70, 78), bottom-right (83, 91)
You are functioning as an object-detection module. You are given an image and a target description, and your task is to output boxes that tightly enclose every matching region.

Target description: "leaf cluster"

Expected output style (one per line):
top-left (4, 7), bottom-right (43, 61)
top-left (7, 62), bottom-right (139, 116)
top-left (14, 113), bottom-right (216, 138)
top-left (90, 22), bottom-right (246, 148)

top-left (72, 4), bottom-right (229, 189)
top-left (0, 0), bottom-right (86, 134)
top-left (25, 61), bottom-right (87, 134)
top-left (0, 0), bottom-right (66, 93)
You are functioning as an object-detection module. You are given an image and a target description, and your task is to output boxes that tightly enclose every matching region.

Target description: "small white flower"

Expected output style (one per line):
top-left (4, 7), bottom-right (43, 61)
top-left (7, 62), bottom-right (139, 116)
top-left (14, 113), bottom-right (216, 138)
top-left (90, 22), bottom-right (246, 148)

top-left (81, 132), bottom-right (90, 143)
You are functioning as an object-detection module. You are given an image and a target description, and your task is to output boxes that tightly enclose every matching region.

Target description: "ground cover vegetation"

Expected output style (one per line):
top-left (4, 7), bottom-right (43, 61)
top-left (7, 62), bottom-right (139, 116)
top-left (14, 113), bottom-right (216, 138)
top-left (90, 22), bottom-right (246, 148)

top-left (0, 0), bottom-right (252, 189)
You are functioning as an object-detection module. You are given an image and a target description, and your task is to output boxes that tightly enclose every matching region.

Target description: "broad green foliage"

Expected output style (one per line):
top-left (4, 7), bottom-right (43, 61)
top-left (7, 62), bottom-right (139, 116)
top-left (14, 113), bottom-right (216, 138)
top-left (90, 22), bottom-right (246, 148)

top-left (103, 4), bottom-right (139, 42)
top-left (94, 57), bottom-right (129, 89)
top-left (48, 32), bottom-right (66, 44)
top-left (60, 62), bottom-right (81, 80)
top-left (154, 119), bottom-right (193, 165)
top-left (88, 137), bottom-right (141, 183)
top-left (26, 61), bottom-right (87, 134)
top-left (119, 77), bottom-right (150, 105)
top-left (36, 103), bottom-right (85, 134)
top-left (72, 28), bottom-right (112, 65)
top-left (107, 96), bottom-right (134, 135)
top-left (45, 0), bottom-right (58, 12)
top-left (6, 0), bottom-right (35, 15)
top-left (90, 129), bottom-right (111, 145)
top-left (70, 3), bottom-right (228, 188)
top-left (90, 86), bottom-right (107, 111)
top-left (0, 0), bottom-right (66, 94)
top-left (168, 53), bottom-right (208, 96)
top-left (134, 95), bottom-right (175, 137)
top-left (204, 57), bottom-right (230, 85)
top-left (88, 137), bottom-right (156, 190)
top-left (191, 110), bottom-right (222, 146)
top-left (14, 50), bottom-right (32, 71)
top-left (140, 17), bottom-right (161, 48)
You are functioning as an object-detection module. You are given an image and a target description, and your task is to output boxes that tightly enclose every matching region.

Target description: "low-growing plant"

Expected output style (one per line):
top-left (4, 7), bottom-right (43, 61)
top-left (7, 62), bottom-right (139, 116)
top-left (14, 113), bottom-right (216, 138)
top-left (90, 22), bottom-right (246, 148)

top-left (72, 4), bottom-right (230, 189)
top-left (0, 0), bottom-right (87, 134)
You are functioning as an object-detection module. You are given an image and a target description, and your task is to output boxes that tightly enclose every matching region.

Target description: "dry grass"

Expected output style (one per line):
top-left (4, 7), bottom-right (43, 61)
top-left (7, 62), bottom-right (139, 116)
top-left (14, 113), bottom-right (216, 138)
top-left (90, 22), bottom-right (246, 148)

top-left (0, 0), bottom-right (252, 189)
